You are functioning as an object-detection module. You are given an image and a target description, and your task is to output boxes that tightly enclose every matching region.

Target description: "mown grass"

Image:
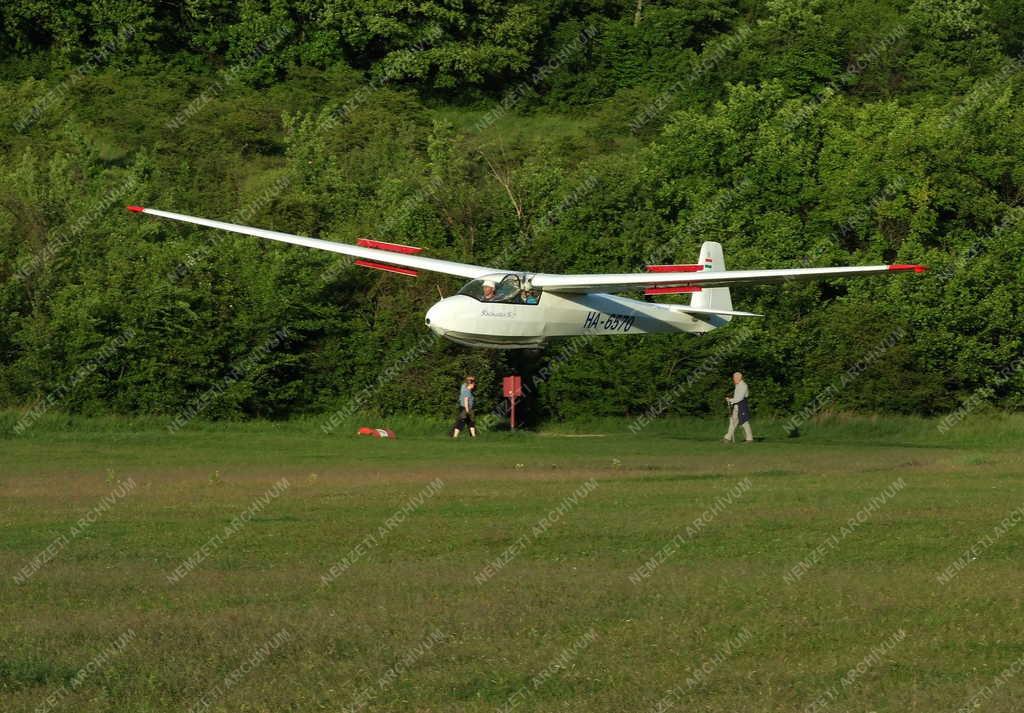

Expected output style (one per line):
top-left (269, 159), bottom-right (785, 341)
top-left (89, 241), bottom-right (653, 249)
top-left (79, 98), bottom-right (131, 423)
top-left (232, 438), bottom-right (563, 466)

top-left (1, 412), bottom-right (1022, 712)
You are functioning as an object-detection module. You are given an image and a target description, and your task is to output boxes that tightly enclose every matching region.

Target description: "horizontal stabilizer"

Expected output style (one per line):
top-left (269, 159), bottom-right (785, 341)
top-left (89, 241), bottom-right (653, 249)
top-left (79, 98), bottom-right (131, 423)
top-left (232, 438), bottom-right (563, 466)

top-left (667, 305), bottom-right (762, 318)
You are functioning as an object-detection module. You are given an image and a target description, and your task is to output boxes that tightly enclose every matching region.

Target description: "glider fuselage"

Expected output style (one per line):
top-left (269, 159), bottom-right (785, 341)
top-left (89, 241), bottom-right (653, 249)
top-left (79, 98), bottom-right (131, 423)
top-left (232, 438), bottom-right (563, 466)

top-left (425, 289), bottom-right (725, 349)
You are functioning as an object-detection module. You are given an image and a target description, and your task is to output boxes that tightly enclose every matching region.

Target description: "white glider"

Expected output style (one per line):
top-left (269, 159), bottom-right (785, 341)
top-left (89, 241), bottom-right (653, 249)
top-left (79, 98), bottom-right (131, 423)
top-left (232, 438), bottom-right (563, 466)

top-left (128, 205), bottom-right (926, 349)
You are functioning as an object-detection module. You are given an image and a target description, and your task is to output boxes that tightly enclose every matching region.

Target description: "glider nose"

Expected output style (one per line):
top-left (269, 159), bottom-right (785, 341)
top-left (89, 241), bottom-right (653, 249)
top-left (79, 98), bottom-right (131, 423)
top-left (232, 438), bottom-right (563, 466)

top-left (425, 300), bottom-right (451, 337)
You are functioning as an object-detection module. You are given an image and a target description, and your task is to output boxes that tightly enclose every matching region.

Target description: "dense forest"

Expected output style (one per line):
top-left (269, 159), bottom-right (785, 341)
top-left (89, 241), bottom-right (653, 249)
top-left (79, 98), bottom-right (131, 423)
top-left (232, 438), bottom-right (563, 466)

top-left (1, 0), bottom-right (1022, 425)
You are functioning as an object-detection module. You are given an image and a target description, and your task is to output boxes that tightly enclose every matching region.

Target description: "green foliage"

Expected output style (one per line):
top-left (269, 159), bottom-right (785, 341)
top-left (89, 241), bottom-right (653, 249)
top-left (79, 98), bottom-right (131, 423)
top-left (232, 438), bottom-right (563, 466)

top-left (1, 0), bottom-right (1022, 423)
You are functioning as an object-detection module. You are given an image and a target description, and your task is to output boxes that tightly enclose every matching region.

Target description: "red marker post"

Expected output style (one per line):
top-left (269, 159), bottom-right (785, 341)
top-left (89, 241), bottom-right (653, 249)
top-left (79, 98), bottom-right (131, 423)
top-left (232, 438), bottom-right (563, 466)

top-left (502, 376), bottom-right (523, 430)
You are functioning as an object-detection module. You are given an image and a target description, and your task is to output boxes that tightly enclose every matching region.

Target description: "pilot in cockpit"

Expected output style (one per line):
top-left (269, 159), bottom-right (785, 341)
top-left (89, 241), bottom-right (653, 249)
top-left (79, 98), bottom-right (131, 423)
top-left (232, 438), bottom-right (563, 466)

top-left (482, 280), bottom-right (497, 300)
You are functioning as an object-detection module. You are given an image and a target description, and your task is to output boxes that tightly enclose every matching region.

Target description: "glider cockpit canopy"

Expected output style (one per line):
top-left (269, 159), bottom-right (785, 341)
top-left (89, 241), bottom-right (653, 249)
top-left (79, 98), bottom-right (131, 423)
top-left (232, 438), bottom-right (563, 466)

top-left (458, 273), bottom-right (542, 305)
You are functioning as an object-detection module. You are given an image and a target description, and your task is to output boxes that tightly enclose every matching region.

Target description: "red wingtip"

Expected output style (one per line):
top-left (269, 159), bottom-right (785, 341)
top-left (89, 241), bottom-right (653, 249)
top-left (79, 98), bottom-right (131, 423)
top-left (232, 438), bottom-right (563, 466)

top-left (126, 205), bottom-right (144, 213)
top-left (889, 264), bottom-right (927, 273)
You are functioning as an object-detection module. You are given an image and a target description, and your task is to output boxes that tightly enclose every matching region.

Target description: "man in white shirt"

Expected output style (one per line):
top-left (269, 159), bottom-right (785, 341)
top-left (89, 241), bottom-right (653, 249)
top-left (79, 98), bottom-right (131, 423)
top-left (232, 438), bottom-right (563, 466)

top-left (723, 372), bottom-right (753, 443)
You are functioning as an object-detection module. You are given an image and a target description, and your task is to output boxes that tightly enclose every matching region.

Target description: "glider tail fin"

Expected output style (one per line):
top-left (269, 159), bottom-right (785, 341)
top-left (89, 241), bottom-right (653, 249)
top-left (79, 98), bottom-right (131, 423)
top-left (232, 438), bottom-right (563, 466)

top-left (690, 242), bottom-right (733, 318)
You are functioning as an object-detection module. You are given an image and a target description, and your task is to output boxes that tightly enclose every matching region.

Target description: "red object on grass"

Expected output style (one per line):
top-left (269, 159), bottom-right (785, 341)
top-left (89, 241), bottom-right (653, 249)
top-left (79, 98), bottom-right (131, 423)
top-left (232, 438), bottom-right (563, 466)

top-left (357, 427), bottom-right (396, 439)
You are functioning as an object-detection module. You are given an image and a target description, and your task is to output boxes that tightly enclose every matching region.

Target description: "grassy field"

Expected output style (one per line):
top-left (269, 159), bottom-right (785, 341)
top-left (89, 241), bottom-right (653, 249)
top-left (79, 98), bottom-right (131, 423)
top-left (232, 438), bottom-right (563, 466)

top-left (2, 412), bottom-right (1023, 712)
